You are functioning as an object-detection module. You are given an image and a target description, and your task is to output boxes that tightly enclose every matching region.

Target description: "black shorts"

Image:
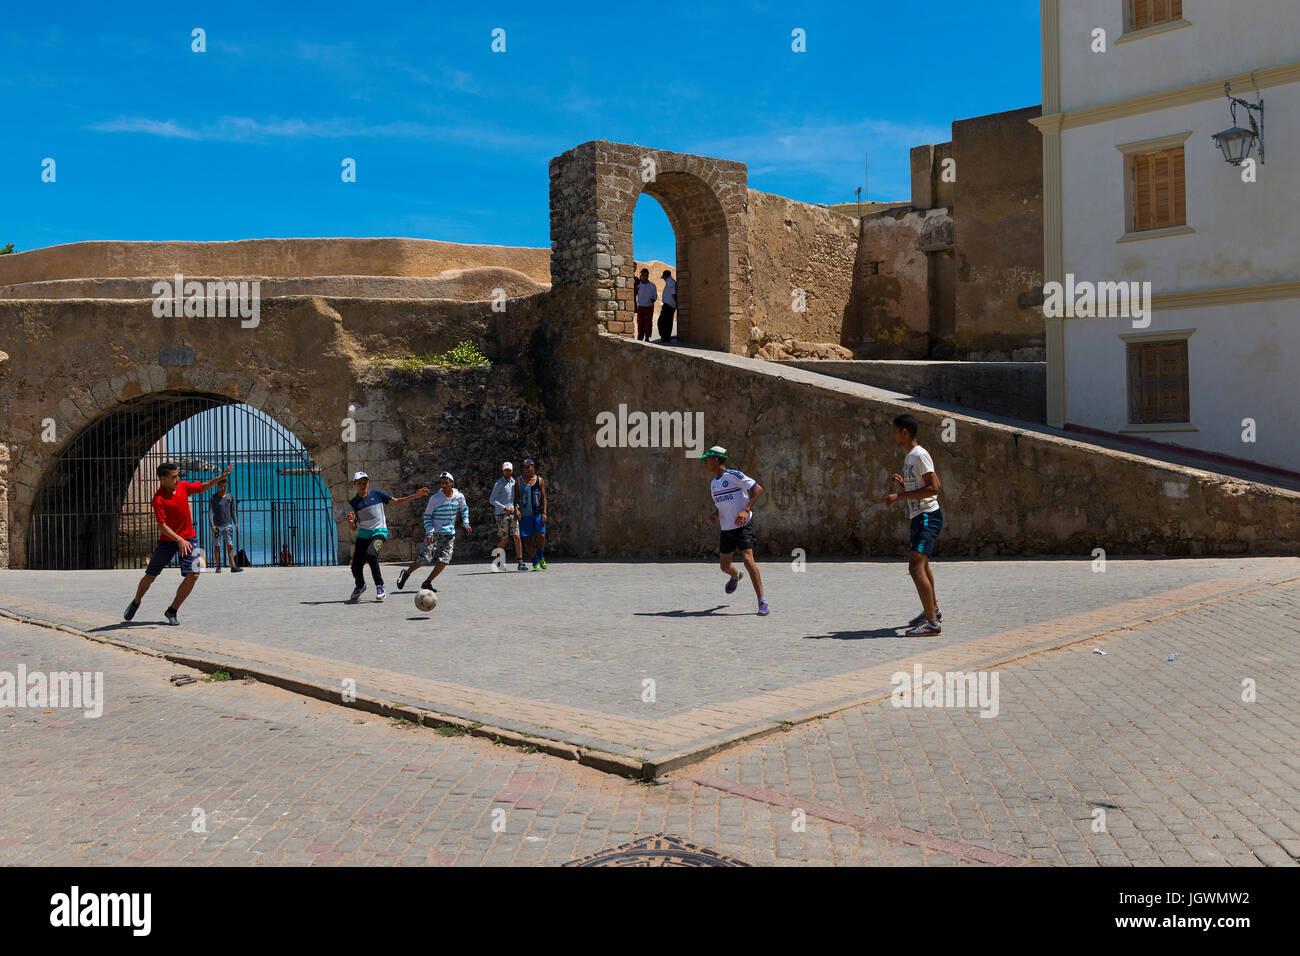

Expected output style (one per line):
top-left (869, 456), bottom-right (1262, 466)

top-left (909, 509), bottom-right (943, 556)
top-left (719, 519), bottom-right (756, 555)
top-left (146, 537), bottom-right (201, 576)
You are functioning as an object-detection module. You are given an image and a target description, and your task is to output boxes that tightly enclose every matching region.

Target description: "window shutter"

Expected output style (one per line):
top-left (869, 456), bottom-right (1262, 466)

top-left (1133, 154), bottom-right (1152, 232)
top-left (1170, 0), bottom-right (1183, 20)
top-left (1133, 0), bottom-right (1151, 30)
top-left (1152, 152), bottom-right (1171, 226)
top-left (1130, 147), bottom-right (1186, 232)
top-left (1171, 148), bottom-right (1186, 226)
top-left (1128, 341), bottom-right (1190, 424)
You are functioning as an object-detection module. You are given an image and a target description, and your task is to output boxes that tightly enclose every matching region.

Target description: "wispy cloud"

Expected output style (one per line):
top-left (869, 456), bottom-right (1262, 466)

top-left (694, 117), bottom-right (948, 168)
top-left (90, 117), bottom-right (204, 139)
top-left (690, 117), bottom-right (949, 197)
top-left (88, 115), bottom-right (555, 152)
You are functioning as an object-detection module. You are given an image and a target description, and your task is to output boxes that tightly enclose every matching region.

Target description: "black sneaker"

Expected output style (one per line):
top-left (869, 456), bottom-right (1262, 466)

top-left (908, 610), bottom-right (942, 627)
top-left (165, 608), bottom-right (179, 626)
top-left (397, 569), bottom-right (410, 591)
top-left (231, 565), bottom-right (244, 573)
top-left (215, 566), bottom-right (223, 573)
top-left (420, 584), bottom-right (437, 592)
top-left (124, 600), bottom-right (140, 622)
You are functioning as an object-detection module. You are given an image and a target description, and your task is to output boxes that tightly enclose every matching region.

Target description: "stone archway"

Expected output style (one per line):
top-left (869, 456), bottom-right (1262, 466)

top-left (26, 390), bottom-right (339, 570)
top-left (548, 141), bottom-right (749, 352)
top-left (3, 362), bottom-right (352, 569)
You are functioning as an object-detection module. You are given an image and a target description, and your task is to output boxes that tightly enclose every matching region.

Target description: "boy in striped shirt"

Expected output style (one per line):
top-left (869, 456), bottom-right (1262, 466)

top-left (396, 472), bottom-right (471, 592)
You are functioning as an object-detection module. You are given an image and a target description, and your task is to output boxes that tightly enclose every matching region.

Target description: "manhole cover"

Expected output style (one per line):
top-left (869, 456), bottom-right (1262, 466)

top-left (565, 834), bottom-right (749, 867)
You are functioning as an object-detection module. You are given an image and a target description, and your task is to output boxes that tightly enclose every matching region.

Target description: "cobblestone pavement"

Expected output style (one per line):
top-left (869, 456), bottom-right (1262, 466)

top-left (0, 558), bottom-right (1294, 767)
top-left (689, 576), bottom-right (1300, 866)
top-left (1, 559), bottom-right (1298, 866)
top-left (0, 618), bottom-right (971, 866)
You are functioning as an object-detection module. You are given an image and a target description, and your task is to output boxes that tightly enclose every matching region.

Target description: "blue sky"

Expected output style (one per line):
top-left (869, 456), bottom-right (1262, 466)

top-left (3, 0), bottom-right (1041, 266)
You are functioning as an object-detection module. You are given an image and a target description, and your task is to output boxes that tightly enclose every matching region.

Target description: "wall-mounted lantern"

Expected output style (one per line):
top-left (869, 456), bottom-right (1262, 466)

top-left (1210, 81), bottom-right (1264, 166)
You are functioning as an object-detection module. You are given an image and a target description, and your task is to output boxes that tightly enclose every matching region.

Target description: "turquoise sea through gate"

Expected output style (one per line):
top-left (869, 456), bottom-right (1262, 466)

top-left (181, 459), bottom-right (337, 568)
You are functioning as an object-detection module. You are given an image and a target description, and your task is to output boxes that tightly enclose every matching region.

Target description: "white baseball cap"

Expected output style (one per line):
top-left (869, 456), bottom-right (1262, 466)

top-left (438, 471), bottom-right (454, 482)
top-left (502, 461), bottom-right (513, 471)
top-left (352, 471), bottom-right (369, 481)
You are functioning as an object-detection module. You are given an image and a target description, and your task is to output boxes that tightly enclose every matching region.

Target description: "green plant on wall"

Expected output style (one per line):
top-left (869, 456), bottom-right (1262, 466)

top-left (0, 244), bottom-right (15, 255)
top-left (383, 341), bottom-right (491, 370)
top-left (434, 341), bottom-right (490, 367)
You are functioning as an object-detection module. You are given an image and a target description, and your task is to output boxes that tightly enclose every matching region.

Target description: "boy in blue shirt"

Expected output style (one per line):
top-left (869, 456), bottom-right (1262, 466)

top-left (346, 471), bottom-right (429, 602)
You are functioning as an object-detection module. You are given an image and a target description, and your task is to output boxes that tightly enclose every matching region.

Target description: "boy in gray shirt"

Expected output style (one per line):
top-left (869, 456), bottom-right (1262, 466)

top-left (490, 461), bottom-right (526, 571)
top-left (210, 478), bottom-right (242, 573)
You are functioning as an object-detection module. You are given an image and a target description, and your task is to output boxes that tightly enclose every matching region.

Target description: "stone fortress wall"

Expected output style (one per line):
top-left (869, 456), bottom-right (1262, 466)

top-left (2, 126), bottom-right (1295, 567)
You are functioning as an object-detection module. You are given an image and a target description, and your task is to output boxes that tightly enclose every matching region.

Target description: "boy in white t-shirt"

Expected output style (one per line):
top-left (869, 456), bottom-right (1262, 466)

top-left (882, 414), bottom-right (943, 636)
top-left (702, 446), bottom-right (769, 616)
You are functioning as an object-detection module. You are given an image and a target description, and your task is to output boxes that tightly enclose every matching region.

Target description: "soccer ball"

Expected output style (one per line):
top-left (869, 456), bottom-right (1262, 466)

top-left (414, 589), bottom-right (437, 612)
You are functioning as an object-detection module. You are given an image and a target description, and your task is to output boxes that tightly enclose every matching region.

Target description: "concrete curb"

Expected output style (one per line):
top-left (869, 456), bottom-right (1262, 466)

top-left (0, 605), bottom-right (651, 780)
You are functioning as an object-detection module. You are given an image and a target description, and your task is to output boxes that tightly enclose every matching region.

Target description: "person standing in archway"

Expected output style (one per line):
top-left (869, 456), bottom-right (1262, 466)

top-left (658, 269), bottom-right (677, 343)
top-left (635, 267), bottom-right (657, 341)
top-left (209, 476), bottom-right (242, 573)
top-left (124, 461), bottom-right (233, 626)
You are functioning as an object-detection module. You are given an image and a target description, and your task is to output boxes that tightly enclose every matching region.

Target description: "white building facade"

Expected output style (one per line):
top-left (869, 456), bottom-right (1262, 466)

top-left (1034, 0), bottom-right (1300, 475)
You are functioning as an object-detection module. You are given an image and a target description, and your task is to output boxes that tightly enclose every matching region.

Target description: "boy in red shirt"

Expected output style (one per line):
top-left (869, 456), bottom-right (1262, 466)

top-left (124, 461), bottom-right (233, 626)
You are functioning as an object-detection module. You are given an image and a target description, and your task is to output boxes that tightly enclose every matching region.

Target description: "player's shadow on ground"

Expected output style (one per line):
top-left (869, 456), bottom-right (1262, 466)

top-left (89, 621), bottom-right (168, 632)
top-left (634, 606), bottom-right (740, 618)
top-left (299, 599), bottom-right (372, 606)
top-left (804, 627), bottom-right (907, 640)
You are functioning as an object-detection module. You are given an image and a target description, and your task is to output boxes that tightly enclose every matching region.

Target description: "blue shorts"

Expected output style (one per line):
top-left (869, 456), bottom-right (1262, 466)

top-left (909, 509), bottom-right (943, 556)
top-left (520, 514), bottom-right (546, 537)
top-left (214, 524), bottom-right (235, 548)
top-left (146, 537), bottom-right (203, 576)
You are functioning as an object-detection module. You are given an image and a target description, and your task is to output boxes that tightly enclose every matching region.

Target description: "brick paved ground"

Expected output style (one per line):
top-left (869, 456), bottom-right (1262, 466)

top-left (0, 618), bottom-right (968, 866)
top-left (1, 559), bottom-right (1298, 866)
top-left (0, 558), bottom-right (1293, 766)
top-left (690, 576), bottom-right (1300, 866)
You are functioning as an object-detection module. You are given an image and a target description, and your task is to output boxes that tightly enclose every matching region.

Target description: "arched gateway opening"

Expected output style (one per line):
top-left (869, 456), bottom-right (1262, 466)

top-left (631, 176), bottom-right (731, 347)
top-left (547, 141), bottom-right (749, 352)
top-left (28, 393), bottom-right (336, 570)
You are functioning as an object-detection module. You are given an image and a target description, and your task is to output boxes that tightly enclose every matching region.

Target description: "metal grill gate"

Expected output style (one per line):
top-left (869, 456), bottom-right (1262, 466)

top-left (28, 394), bottom-right (337, 570)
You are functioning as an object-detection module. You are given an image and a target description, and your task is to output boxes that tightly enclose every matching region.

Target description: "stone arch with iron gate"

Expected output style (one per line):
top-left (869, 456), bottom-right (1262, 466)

top-left (6, 362), bottom-right (354, 570)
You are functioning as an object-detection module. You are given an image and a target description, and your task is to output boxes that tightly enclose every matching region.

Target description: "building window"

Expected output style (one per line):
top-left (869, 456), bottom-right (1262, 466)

top-left (1127, 339), bottom-right (1190, 424)
top-left (1130, 147), bottom-right (1186, 232)
top-left (1128, 0), bottom-right (1183, 33)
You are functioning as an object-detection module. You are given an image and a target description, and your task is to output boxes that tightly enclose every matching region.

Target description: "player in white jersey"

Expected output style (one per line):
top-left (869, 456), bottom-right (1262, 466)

top-left (881, 414), bottom-right (943, 635)
top-left (702, 446), bottom-right (769, 616)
